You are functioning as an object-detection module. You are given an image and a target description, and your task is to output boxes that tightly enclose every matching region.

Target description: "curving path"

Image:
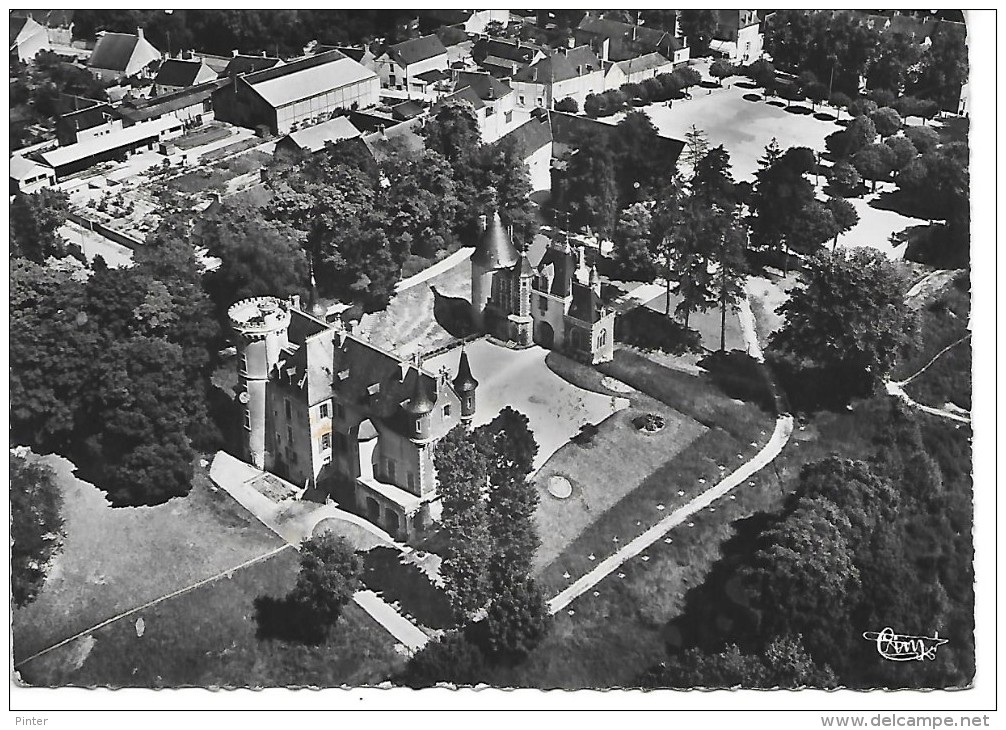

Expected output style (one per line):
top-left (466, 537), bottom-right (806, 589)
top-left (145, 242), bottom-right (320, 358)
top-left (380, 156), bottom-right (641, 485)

top-left (548, 290), bottom-right (793, 614)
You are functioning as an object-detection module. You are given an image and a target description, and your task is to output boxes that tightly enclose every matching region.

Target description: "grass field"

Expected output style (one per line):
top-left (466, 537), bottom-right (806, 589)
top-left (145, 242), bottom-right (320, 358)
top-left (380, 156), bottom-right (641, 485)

top-left (18, 548), bottom-right (405, 688)
top-left (12, 454), bottom-right (285, 664)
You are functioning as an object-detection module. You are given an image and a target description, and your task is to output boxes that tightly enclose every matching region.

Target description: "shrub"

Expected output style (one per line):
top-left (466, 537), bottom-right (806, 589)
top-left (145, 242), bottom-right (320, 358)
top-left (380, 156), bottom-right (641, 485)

top-left (554, 96), bottom-right (579, 113)
top-left (829, 160), bottom-right (863, 196)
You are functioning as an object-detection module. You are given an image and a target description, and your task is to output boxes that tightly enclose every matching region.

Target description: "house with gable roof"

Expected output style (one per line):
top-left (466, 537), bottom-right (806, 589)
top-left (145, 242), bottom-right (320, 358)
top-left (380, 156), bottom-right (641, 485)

top-left (436, 70), bottom-right (522, 143)
top-left (10, 14), bottom-right (49, 62)
top-left (374, 33), bottom-right (449, 98)
top-left (512, 46), bottom-right (605, 110)
top-left (153, 58), bottom-right (217, 96)
top-left (87, 28), bottom-right (161, 81)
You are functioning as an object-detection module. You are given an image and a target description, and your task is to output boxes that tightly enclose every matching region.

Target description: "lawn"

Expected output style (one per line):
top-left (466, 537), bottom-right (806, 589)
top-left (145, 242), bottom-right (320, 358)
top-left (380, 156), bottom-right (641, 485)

top-left (359, 254), bottom-right (473, 356)
top-left (894, 272), bottom-right (971, 380)
top-left (641, 291), bottom-right (746, 353)
top-left (904, 336), bottom-right (971, 411)
top-left (484, 397), bottom-right (887, 689)
top-left (533, 347), bottom-right (775, 596)
top-left (12, 454), bottom-right (286, 664)
top-left (18, 548), bottom-right (405, 688)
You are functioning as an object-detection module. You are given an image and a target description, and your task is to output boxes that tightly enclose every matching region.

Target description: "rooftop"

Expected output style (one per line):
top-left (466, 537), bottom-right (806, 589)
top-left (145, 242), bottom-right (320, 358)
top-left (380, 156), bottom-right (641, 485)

top-left (280, 116), bottom-right (362, 153)
top-left (38, 115), bottom-right (181, 168)
top-left (385, 34), bottom-right (448, 67)
top-left (154, 58), bottom-right (213, 88)
top-left (88, 31), bottom-right (156, 72)
top-left (243, 50), bottom-right (378, 109)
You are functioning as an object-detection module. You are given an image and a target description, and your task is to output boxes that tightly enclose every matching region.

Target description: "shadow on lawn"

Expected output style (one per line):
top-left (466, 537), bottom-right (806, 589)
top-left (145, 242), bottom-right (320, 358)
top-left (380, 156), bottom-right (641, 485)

top-left (699, 350), bottom-right (777, 414)
top-left (363, 547), bottom-right (455, 629)
top-left (432, 286), bottom-right (476, 339)
top-left (735, 80), bottom-right (758, 89)
top-left (742, 93), bottom-right (763, 103)
top-left (253, 595), bottom-right (329, 645)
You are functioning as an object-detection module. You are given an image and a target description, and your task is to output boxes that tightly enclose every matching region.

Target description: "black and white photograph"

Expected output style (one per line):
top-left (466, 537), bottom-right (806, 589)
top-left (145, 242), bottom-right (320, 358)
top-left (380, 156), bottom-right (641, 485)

top-left (8, 5), bottom-right (992, 722)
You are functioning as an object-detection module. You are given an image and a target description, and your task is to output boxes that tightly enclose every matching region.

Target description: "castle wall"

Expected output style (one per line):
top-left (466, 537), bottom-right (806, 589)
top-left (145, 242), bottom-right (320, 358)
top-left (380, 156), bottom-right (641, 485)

top-left (532, 290), bottom-right (569, 348)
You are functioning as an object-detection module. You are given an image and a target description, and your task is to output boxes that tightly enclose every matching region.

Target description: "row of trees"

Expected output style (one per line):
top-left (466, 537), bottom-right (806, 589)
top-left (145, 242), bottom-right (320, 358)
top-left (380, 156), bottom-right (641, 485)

top-left (402, 407), bottom-right (549, 684)
top-left (584, 66), bottom-right (703, 118)
top-left (763, 10), bottom-right (967, 108)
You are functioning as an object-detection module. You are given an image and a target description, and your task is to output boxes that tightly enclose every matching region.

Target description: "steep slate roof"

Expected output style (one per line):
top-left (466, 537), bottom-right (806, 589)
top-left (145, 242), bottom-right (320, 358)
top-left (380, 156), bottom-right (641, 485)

top-left (493, 114), bottom-right (552, 158)
top-left (390, 100), bottom-right (424, 120)
top-left (567, 280), bottom-right (604, 323)
top-left (10, 16), bottom-right (29, 45)
top-left (219, 54), bottom-right (283, 78)
top-left (154, 58), bottom-right (212, 88)
top-left (386, 34), bottom-right (447, 66)
top-left (89, 32), bottom-right (145, 71)
top-left (243, 50), bottom-right (377, 109)
top-left (275, 308), bottom-right (335, 406)
top-left (439, 85), bottom-right (486, 111)
top-left (515, 52), bottom-right (579, 84)
top-left (414, 68), bottom-right (449, 84)
top-left (471, 210), bottom-right (519, 270)
top-left (455, 70), bottom-right (513, 100)
top-left (472, 37), bottom-right (543, 65)
top-left (577, 14), bottom-right (672, 46)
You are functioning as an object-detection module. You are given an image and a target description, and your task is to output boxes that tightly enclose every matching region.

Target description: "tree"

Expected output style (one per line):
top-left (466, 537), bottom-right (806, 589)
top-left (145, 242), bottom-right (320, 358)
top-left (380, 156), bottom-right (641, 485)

top-left (711, 210), bottom-right (748, 351)
top-left (664, 199), bottom-right (717, 328)
top-left (829, 91), bottom-right (852, 119)
top-left (911, 20), bottom-right (967, 110)
top-left (399, 633), bottom-right (487, 688)
top-left (883, 136), bottom-right (919, 175)
top-left (10, 453), bottom-right (65, 607)
top-left (200, 203), bottom-right (309, 315)
top-left (746, 59), bottom-right (776, 94)
top-left (709, 59), bottom-right (736, 86)
top-left (747, 141), bottom-right (818, 271)
top-left (583, 93), bottom-right (604, 117)
top-left (383, 147), bottom-right (461, 258)
top-left (868, 33), bottom-right (922, 95)
top-left (680, 124), bottom-right (710, 173)
top-left (290, 534), bottom-right (363, 631)
top-left (641, 644), bottom-right (769, 688)
top-left (788, 200), bottom-right (839, 260)
top-left (611, 202), bottom-right (658, 281)
top-left (870, 107), bottom-right (903, 137)
top-left (482, 577), bottom-right (550, 662)
top-left (483, 137), bottom-right (538, 247)
top-left (691, 145), bottom-right (737, 208)
top-left (771, 248), bottom-right (916, 395)
top-left (825, 196), bottom-right (860, 249)
top-left (904, 125), bottom-right (940, 154)
top-left (848, 98), bottom-right (878, 118)
top-left (672, 66), bottom-right (702, 93)
top-left (10, 189), bottom-right (71, 263)
top-left (866, 88), bottom-right (897, 109)
top-left (804, 81), bottom-right (829, 110)
top-left (853, 142), bottom-right (896, 192)
top-left (762, 634), bottom-right (839, 688)
top-left (828, 160), bottom-right (863, 197)
top-left (554, 96), bottom-right (578, 113)
top-left (678, 9), bottom-right (717, 54)
top-left (561, 135), bottom-right (619, 238)
top-left (612, 111), bottom-right (668, 203)
top-left (845, 114), bottom-right (878, 155)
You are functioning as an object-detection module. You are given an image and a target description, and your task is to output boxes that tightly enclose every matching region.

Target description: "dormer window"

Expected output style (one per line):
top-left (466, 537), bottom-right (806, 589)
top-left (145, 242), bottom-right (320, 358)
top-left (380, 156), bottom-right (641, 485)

top-left (443, 404), bottom-right (451, 418)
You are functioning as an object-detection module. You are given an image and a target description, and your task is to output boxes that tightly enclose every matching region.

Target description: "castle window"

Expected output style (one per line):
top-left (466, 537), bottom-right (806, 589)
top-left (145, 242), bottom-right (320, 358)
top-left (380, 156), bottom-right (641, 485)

top-left (443, 404), bottom-right (451, 418)
top-left (599, 329), bottom-right (607, 348)
top-left (320, 403), bottom-right (330, 419)
top-left (287, 426), bottom-right (293, 443)
top-left (415, 418), bottom-right (423, 433)
top-left (285, 399), bottom-right (292, 419)
top-left (321, 433), bottom-right (332, 451)
top-left (241, 353), bottom-right (248, 373)
top-left (538, 296), bottom-right (548, 314)
top-left (243, 410), bottom-right (251, 431)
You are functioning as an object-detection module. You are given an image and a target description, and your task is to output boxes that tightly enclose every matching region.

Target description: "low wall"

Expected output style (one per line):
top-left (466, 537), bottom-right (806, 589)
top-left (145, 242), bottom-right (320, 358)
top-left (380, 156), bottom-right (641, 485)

top-left (67, 210), bottom-right (144, 251)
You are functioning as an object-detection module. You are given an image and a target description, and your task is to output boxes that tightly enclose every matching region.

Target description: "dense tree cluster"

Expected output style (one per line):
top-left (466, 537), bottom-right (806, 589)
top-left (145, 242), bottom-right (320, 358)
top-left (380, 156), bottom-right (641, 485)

top-left (764, 10), bottom-right (967, 107)
top-left (10, 189), bottom-right (71, 262)
top-left (10, 453), bottom-right (65, 608)
top-left (411, 406), bottom-right (549, 682)
top-left (10, 216), bottom-right (221, 506)
top-left (770, 248), bottom-right (916, 401)
top-left (584, 66), bottom-right (702, 118)
top-left (647, 401), bottom-right (973, 689)
top-left (73, 9), bottom-right (422, 58)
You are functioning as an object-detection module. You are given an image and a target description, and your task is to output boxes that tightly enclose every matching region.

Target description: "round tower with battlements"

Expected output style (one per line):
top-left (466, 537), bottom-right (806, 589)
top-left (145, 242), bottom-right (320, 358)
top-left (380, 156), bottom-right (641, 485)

top-left (228, 297), bottom-right (291, 469)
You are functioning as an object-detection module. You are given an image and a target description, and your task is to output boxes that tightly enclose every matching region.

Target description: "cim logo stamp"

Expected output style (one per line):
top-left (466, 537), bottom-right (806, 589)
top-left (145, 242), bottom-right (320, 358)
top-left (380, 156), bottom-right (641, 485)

top-left (862, 627), bottom-right (949, 662)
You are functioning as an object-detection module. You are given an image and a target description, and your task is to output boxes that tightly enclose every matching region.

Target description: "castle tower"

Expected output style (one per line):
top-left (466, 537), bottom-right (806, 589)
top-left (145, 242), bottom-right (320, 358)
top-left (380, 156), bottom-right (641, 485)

top-left (590, 263), bottom-right (601, 297)
top-left (452, 348), bottom-right (479, 425)
top-left (471, 207), bottom-right (519, 330)
top-left (228, 297), bottom-right (291, 469)
top-left (403, 372), bottom-right (437, 444)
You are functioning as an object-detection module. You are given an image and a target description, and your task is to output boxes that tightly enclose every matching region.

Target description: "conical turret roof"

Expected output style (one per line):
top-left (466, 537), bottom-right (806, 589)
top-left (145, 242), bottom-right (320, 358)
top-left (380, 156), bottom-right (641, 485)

top-left (403, 371), bottom-right (436, 415)
top-left (453, 348), bottom-right (479, 393)
top-left (471, 209), bottom-right (519, 271)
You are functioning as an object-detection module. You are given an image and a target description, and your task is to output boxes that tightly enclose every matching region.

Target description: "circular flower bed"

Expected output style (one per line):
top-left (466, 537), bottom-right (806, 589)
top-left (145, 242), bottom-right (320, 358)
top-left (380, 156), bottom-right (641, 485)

top-left (547, 475), bottom-right (573, 499)
top-left (632, 413), bottom-right (666, 433)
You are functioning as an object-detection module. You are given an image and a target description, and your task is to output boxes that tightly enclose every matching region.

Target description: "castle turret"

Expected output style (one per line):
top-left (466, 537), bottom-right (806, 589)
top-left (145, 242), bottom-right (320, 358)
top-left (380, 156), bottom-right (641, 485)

top-left (590, 263), bottom-right (601, 297)
top-left (470, 205), bottom-right (519, 330)
top-left (452, 348), bottom-right (479, 424)
top-left (228, 297), bottom-right (291, 469)
top-left (403, 372), bottom-right (436, 443)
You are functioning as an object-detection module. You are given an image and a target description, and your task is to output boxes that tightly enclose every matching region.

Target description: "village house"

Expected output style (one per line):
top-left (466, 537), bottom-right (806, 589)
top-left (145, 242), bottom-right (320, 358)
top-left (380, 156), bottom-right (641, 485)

top-left (709, 10), bottom-right (764, 65)
top-left (56, 97), bottom-right (120, 146)
top-left (10, 155), bottom-right (56, 195)
top-left (493, 110), bottom-right (553, 194)
top-left (374, 34), bottom-right (449, 99)
top-left (436, 70), bottom-right (523, 144)
top-left (116, 79), bottom-right (226, 129)
top-left (574, 14), bottom-right (688, 64)
top-left (9, 14), bottom-right (49, 62)
top-left (10, 9), bottom-right (74, 46)
top-left (274, 116), bottom-right (363, 156)
top-left (212, 49), bottom-right (379, 136)
top-left (153, 58), bottom-right (217, 96)
top-left (218, 53), bottom-right (284, 80)
top-left (228, 295), bottom-right (479, 539)
top-left (603, 51), bottom-right (676, 91)
top-left (87, 28), bottom-right (161, 82)
top-left (471, 37), bottom-right (546, 79)
top-left (419, 9), bottom-right (510, 36)
top-left (512, 46), bottom-right (605, 111)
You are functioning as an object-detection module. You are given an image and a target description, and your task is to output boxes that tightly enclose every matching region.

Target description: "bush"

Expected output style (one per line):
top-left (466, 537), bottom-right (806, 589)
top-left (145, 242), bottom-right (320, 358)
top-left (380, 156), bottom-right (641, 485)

top-left (554, 96), bottom-right (579, 113)
top-left (583, 93), bottom-right (604, 117)
top-left (870, 107), bottom-right (903, 136)
top-left (398, 633), bottom-right (487, 688)
top-left (829, 160), bottom-right (863, 196)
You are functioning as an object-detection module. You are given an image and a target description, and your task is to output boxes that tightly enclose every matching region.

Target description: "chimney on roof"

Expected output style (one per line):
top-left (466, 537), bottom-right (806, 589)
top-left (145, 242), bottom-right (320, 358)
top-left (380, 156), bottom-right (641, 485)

top-left (232, 49), bottom-right (239, 57)
top-left (632, 25), bottom-right (638, 41)
top-left (137, 26), bottom-right (144, 41)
